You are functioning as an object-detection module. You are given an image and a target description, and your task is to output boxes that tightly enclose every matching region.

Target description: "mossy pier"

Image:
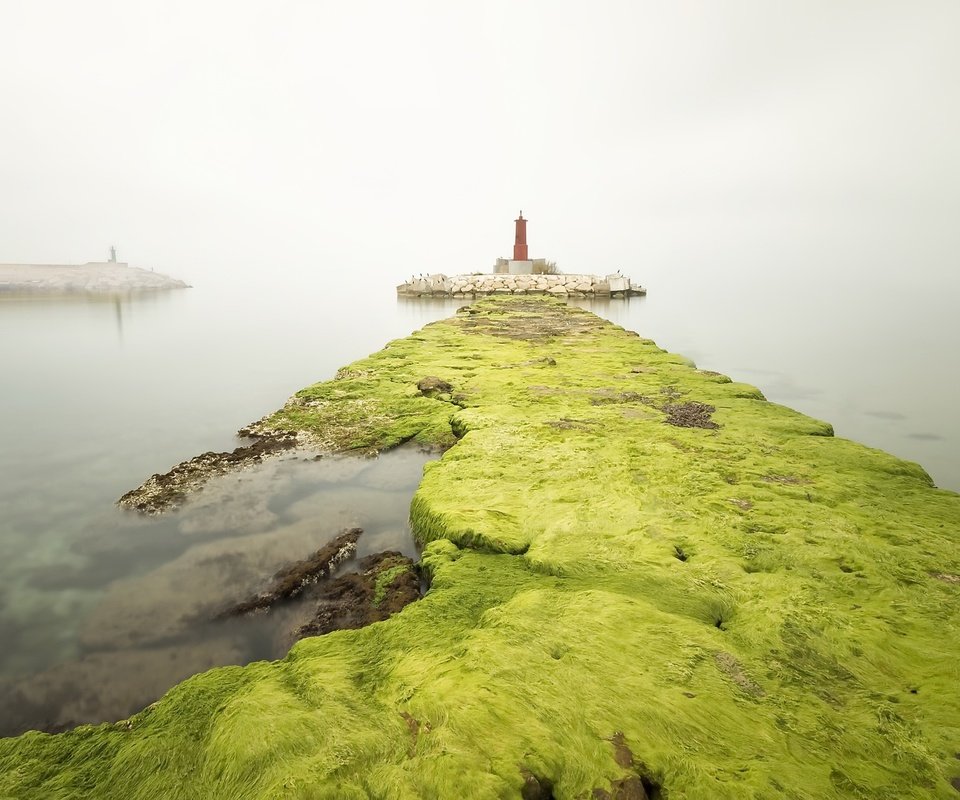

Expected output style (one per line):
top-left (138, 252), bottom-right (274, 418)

top-left (2, 297), bottom-right (959, 798)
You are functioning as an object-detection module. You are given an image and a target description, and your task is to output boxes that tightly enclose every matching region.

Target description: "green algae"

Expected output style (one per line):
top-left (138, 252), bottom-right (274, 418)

top-left (2, 296), bottom-right (959, 799)
top-left (373, 560), bottom-right (415, 608)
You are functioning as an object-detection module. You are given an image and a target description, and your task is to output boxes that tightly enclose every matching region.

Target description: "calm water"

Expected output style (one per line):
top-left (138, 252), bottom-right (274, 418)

top-left (0, 273), bottom-right (957, 734)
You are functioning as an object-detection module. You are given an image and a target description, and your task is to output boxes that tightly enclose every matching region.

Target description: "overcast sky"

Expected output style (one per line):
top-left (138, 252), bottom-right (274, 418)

top-left (2, 1), bottom-right (958, 287)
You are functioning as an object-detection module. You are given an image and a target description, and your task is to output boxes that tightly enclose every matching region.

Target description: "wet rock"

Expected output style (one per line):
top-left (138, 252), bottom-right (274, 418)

top-left (520, 770), bottom-right (555, 800)
top-left (289, 551), bottom-right (419, 644)
top-left (119, 431), bottom-right (298, 514)
top-left (611, 731), bottom-right (635, 768)
top-left (218, 528), bottom-right (362, 617)
top-left (79, 523), bottom-right (361, 650)
top-left (592, 776), bottom-right (649, 800)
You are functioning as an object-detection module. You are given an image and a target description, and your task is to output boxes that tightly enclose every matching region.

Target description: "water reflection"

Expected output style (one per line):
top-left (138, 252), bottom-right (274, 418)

top-left (0, 289), bottom-right (181, 344)
top-left (568, 294), bottom-right (646, 319)
top-left (0, 289), bottom-right (181, 308)
top-left (0, 445), bottom-right (435, 736)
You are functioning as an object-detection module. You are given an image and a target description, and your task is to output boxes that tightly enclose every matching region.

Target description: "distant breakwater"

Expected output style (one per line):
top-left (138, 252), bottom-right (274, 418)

top-left (396, 273), bottom-right (646, 298)
top-left (0, 263), bottom-right (188, 294)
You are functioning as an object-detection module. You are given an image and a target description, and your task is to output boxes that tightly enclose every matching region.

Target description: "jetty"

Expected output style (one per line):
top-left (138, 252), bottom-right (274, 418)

top-left (2, 297), bottom-right (958, 799)
top-left (0, 259), bottom-right (188, 294)
top-left (397, 271), bottom-right (645, 298)
top-left (397, 212), bottom-right (645, 298)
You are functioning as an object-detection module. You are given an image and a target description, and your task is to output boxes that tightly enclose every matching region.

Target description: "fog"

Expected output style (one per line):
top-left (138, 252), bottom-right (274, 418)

top-left (2, 1), bottom-right (959, 292)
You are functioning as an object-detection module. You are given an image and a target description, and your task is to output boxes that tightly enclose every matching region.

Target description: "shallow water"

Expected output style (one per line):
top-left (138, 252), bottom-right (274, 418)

top-left (0, 444), bottom-right (435, 736)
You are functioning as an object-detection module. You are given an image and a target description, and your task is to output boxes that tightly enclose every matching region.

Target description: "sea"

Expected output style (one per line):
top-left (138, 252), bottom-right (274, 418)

top-left (1, 269), bottom-right (957, 735)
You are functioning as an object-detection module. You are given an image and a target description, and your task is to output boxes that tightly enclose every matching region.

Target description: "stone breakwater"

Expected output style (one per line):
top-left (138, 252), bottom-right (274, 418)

top-left (396, 272), bottom-right (645, 298)
top-left (0, 263), bottom-right (189, 294)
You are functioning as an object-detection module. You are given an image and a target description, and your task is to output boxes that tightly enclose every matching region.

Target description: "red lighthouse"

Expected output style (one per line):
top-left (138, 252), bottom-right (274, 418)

top-left (513, 211), bottom-right (528, 261)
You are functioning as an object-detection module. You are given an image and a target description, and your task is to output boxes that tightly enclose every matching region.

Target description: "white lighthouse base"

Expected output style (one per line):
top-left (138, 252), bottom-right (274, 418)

top-left (493, 259), bottom-right (535, 275)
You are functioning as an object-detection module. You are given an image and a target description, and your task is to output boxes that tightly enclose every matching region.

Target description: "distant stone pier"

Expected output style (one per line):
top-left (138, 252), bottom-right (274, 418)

top-left (396, 273), bottom-right (645, 299)
top-left (0, 262), bottom-right (188, 294)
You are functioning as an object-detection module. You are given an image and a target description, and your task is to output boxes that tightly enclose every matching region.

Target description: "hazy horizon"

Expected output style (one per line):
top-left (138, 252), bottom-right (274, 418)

top-left (2, 1), bottom-right (958, 294)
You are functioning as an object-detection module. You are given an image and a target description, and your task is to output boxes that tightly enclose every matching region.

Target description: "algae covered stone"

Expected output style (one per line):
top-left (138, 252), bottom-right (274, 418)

top-left (2, 297), bottom-right (959, 799)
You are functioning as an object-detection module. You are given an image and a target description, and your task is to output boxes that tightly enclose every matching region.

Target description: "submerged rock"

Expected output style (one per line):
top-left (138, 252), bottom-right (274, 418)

top-left (281, 551), bottom-right (420, 648)
top-left (217, 528), bottom-right (362, 617)
top-left (118, 431), bottom-right (298, 514)
top-left (79, 523), bottom-right (363, 650)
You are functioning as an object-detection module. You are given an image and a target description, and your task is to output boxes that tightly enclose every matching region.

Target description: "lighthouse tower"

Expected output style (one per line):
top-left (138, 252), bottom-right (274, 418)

top-left (513, 211), bottom-right (528, 260)
top-left (492, 210), bottom-right (543, 274)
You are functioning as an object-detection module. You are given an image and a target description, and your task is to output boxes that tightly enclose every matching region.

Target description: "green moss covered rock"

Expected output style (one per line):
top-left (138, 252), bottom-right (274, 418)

top-left (2, 297), bottom-right (958, 799)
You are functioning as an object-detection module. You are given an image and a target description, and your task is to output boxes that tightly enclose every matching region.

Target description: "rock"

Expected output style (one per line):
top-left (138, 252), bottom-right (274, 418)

top-left (417, 376), bottom-right (453, 396)
top-left (282, 551), bottom-right (420, 649)
top-left (591, 776), bottom-right (649, 799)
top-left (520, 771), bottom-right (555, 800)
top-left (78, 521), bottom-right (363, 650)
top-left (118, 432), bottom-right (298, 515)
top-left (216, 529), bottom-right (362, 618)
top-left (399, 272), bottom-right (641, 299)
top-left (608, 276), bottom-right (629, 292)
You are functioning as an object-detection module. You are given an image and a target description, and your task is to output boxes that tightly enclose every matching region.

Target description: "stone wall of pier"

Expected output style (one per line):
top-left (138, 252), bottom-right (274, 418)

top-left (396, 273), bottom-right (645, 298)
